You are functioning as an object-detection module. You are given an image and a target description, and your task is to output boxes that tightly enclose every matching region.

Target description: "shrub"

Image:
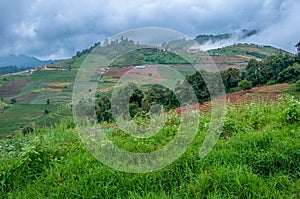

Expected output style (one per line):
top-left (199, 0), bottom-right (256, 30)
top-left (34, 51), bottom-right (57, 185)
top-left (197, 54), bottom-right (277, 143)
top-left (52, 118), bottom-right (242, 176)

top-left (238, 79), bottom-right (252, 90)
top-left (282, 96), bottom-right (300, 123)
top-left (10, 98), bottom-right (16, 104)
top-left (221, 118), bottom-right (245, 138)
top-left (22, 126), bottom-right (34, 135)
top-left (295, 80), bottom-right (300, 91)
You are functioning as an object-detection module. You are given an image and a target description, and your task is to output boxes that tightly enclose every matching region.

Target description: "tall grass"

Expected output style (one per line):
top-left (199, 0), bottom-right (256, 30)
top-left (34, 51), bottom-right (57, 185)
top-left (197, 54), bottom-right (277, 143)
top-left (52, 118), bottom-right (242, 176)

top-left (0, 95), bottom-right (299, 198)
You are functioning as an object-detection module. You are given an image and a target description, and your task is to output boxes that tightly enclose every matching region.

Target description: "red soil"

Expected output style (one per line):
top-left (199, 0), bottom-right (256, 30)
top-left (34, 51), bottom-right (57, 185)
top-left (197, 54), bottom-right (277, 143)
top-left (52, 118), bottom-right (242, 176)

top-left (0, 80), bottom-right (28, 98)
top-left (174, 83), bottom-right (291, 115)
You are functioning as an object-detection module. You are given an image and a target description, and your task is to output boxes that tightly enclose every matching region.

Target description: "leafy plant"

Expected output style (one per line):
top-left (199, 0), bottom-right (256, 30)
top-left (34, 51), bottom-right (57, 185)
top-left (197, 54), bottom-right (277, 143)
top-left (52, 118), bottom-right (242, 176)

top-left (221, 118), bottom-right (245, 138)
top-left (282, 95), bottom-right (300, 123)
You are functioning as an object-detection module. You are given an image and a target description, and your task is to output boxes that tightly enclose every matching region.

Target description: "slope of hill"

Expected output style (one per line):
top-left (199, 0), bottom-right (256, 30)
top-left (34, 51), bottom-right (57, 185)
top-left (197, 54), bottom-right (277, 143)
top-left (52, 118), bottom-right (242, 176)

top-left (0, 55), bottom-right (60, 69)
top-left (45, 37), bottom-right (289, 70)
top-left (206, 43), bottom-right (292, 69)
top-left (0, 96), bottom-right (299, 198)
top-left (0, 38), bottom-right (297, 137)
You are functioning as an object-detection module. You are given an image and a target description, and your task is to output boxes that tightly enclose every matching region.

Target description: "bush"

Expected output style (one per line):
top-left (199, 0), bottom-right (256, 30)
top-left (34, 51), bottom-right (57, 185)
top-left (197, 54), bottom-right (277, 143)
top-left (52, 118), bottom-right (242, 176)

top-left (10, 98), bottom-right (17, 104)
top-left (238, 79), bottom-right (252, 90)
top-left (221, 118), bottom-right (246, 138)
top-left (22, 126), bottom-right (34, 135)
top-left (295, 80), bottom-right (300, 91)
top-left (282, 96), bottom-right (300, 123)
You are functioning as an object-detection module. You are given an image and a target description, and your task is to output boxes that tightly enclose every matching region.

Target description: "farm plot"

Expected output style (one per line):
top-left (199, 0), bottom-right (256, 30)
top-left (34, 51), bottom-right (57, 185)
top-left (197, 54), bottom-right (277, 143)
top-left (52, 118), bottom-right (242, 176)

top-left (174, 83), bottom-right (291, 115)
top-left (0, 104), bottom-right (57, 136)
top-left (0, 79), bottom-right (29, 98)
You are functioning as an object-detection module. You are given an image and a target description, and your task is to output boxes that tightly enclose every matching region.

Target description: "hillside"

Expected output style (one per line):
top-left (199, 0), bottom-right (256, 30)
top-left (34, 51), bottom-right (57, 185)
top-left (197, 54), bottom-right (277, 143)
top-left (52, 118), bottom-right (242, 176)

top-left (0, 39), bottom-right (298, 137)
top-left (0, 96), bottom-right (299, 198)
top-left (0, 36), bottom-right (299, 198)
top-left (206, 43), bottom-right (292, 70)
top-left (45, 38), bottom-right (288, 70)
top-left (0, 55), bottom-right (60, 69)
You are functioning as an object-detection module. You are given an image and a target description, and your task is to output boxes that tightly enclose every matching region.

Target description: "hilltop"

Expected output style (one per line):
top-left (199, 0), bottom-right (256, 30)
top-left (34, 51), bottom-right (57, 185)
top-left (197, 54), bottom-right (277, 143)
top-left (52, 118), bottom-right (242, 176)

top-left (45, 40), bottom-right (290, 70)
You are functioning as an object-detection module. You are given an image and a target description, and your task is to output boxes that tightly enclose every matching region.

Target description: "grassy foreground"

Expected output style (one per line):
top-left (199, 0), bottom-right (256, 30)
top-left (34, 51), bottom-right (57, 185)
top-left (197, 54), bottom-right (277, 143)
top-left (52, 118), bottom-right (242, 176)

top-left (0, 95), bottom-right (299, 198)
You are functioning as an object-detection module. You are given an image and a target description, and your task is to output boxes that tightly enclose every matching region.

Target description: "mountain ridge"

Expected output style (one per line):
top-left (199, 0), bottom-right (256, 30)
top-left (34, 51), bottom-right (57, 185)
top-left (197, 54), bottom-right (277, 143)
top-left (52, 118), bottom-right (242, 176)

top-left (0, 54), bottom-right (60, 68)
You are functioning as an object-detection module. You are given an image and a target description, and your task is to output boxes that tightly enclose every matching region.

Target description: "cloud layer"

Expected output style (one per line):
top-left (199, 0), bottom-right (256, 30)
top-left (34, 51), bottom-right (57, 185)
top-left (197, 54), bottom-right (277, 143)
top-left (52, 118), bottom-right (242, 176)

top-left (0, 0), bottom-right (299, 59)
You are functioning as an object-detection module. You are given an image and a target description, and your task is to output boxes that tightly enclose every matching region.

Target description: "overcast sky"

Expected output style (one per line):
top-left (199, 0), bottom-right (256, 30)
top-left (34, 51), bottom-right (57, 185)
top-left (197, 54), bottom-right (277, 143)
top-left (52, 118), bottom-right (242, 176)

top-left (0, 0), bottom-right (299, 60)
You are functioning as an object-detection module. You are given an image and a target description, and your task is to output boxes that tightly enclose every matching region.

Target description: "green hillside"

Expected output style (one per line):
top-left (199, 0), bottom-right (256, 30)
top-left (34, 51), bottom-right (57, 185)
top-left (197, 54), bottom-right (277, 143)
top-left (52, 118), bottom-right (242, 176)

top-left (0, 39), bottom-right (297, 137)
top-left (206, 43), bottom-right (292, 70)
top-left (0, 70), bottom-right (76, 136)
top-left (0, 55), bottom-right (60, 69)
top-left (0, 96), bottom-right (299, 198)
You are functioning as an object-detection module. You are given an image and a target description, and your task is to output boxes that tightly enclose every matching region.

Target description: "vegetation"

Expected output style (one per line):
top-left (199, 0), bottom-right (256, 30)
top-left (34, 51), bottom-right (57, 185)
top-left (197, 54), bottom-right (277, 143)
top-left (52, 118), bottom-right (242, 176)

top-left (0, 69), bottom-right (76, 136)
top-left (238, 79), bottom-right (253, 90)
top-left (195, 33), bottom-right (232, 44)
top-left (0, 66), bottom-right (28, 75)
top-left (244, 53), bottom-right (296, 86)
top-left (95, 50), bottom-right (300, 123)
top-left (111, 48), bottom-right (189, 66)
top-left (0, 37), bottom-right (299, 198)
top-left (0, 95), bottom-right (299, 198)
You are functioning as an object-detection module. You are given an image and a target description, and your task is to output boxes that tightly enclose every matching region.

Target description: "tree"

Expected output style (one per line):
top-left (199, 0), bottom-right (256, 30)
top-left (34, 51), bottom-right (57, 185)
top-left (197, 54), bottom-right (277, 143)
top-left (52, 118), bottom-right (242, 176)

top-left (142, 84), bottom-right (179, 111)
top-left (96, 96), bottom-right (112, 122)
top-left (244, 59), bottom-right (265, 86)
top-left (276, 63), bottom-right (300, 83)
top-left (295, 80), bottom-right (300, 91)
top-left (295, 41), bottom-right (300, 53)
top-left (221, 67), bottom-right (241, 90)
top-left (262, 53), bottom-right (294, 82)
top-left (238, 79), bottom-right (253, 90)
top-left (10, 98), bottom-right (16, 104)
top-left (185, 70), bottom-right (210, 102)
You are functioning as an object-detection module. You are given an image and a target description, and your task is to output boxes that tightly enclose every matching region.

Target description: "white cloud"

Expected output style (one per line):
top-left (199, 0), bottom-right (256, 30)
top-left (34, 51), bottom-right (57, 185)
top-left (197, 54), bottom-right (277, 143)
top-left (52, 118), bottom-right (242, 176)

top-left (0, 0), bottom-right (298, 58)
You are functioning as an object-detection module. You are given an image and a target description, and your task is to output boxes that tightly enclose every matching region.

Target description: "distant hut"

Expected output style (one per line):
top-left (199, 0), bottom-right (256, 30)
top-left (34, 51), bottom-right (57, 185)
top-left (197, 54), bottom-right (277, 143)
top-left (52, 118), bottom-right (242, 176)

top-left (295, 41), bottom-right (300, 53)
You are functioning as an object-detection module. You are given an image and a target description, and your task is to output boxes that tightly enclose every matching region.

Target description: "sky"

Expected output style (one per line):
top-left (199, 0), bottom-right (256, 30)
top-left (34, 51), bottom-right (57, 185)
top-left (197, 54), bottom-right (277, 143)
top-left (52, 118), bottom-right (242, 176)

top-left (0, 0), bottom-right (299, 60)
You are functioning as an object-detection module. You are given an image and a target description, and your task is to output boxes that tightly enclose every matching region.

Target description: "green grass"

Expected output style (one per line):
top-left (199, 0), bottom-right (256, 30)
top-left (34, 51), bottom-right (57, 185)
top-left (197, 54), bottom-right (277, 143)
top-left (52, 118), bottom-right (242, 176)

top-left (11, 70), bottom-right (76, 105)
top-left (285, 83), bottom-right (300, 100)
top-left (30, 70), bottom-right (77, 83)
top-left (208, 43), bottom-right (290, 59)
top-left (0, 70), bottom-right (77, 136)
top-left (0, 95), bottom-right (299, 198)
top-left (0, 104), bottom-right (57, 136)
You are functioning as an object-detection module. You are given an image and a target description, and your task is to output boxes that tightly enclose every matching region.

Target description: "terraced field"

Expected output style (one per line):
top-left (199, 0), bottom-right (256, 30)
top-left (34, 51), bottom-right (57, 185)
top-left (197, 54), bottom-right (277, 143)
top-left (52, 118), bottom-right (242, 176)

top-left (0, 70), bottom-right (77, 136)
top-left (175, 83), bottom-right (291, 114)
top-left (0, 104), bottom-right (57, 136)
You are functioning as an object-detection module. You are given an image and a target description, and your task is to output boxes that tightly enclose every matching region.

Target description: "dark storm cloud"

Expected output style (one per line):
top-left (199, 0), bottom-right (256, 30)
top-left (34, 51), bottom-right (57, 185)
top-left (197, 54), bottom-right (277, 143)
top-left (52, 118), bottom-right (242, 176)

top-left (0, 0), bottom-right (299, 59)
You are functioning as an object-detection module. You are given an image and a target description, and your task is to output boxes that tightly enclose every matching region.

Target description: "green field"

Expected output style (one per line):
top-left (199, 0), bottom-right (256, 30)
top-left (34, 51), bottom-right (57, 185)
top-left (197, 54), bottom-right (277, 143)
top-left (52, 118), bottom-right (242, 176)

top-left (0, 104), bottom-right (57, 136)
top-left (208, 43), bottom-right (287, 58)
top-left (0, 70), bottom-right (77, 136)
